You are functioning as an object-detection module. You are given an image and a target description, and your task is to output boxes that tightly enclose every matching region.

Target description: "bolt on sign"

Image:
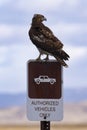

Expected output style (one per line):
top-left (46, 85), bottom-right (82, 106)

top-left (27, 60), bottom-right (63, 121)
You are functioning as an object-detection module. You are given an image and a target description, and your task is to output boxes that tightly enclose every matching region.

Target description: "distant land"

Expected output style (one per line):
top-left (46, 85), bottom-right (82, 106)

top-left (0, 88), bottom-right (87, 108)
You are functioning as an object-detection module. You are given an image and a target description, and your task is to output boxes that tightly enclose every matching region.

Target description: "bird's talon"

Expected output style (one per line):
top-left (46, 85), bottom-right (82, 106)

top-left (43, 55), bottom-right (49, 61)
top-left (43, 57), bottom-right (49, 61)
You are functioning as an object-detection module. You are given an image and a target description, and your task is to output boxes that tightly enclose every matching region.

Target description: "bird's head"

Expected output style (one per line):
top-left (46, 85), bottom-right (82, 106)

top-left (32, 14), bottom-right (47, 24)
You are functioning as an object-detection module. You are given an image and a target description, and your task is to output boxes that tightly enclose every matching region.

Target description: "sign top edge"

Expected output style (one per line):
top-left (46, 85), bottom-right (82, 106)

top-left (27, 59), bottom-right (59, 63)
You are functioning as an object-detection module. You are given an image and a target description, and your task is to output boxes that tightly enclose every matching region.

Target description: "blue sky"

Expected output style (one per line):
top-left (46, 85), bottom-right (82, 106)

top-left (0, 0), bottom-right (87, 93)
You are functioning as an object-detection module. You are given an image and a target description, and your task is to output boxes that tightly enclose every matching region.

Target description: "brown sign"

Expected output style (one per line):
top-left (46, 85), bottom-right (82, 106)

top-left (27, 60), bottom-right (62, 99)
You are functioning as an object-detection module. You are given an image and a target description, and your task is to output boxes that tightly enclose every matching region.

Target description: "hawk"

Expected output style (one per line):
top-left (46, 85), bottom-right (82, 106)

top-left (29, 14), bottom-right (70, 67)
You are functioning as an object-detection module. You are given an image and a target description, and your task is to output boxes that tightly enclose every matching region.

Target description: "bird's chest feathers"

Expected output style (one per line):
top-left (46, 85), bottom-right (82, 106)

top-left (30, 27), bottom-right (45, 43)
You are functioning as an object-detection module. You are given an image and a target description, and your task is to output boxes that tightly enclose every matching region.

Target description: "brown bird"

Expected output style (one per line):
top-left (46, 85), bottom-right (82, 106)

top-left (29, 14), bottom-right (70, 67)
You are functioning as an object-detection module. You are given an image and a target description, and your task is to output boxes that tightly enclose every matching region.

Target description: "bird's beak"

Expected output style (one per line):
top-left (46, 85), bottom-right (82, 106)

top-left (43, 17), bottom-right (47, 21)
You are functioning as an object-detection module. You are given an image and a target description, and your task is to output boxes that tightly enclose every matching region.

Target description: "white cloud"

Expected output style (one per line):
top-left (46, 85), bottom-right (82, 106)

top-left (65, 0), bottom-right (78, 6)
top-left (65, 45), bottom-right (87, 65)
top-left (0, 24), bottom-right (27, 43)
top-left (63, 0), bottom-right (80, 9)
top-left (51, 23), bottom-right (87, 37)
top-left (0, 24), bottom-right (13, 39)
top-left (16, 0), bottom-right (63, 11)
top-left (63, 45), bottom-right (87, 88)
top-left (14, 0), bottom-right (80, 13)
top-left (0, 44), bottom-right (39, 93)
top-left (0, 46), bottom-right (8, 64)
top-left (0, 0), bottom-right (85, 17)
top-left (0, 0), bottom-right (11, 6)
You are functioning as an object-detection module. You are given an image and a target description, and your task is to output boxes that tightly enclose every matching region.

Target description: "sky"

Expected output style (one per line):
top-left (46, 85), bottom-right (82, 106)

top-left (0, 0), bottom-right (87, 93)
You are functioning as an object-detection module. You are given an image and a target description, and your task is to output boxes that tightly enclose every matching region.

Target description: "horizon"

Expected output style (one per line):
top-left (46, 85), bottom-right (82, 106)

top-left (0, 86), bottom-right (87, 94)
top-left (0, 87), bottom-right (87, 108)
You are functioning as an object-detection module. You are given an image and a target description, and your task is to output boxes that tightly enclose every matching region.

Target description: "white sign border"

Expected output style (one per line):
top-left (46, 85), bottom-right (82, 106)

top-left (27, 97), bottom-right (63, 121)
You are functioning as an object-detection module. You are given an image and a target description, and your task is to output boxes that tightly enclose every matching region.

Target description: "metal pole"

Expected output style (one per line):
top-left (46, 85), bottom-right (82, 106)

top-left (40, 121), bottom-right (50, 130)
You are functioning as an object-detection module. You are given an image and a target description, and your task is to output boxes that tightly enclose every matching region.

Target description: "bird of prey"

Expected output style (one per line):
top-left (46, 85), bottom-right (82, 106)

top-left (29, 14), bottom-right (70, 67)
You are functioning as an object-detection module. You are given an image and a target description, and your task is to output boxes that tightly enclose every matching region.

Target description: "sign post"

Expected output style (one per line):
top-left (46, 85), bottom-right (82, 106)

top-left (27, 60), bottom-right (63, 129)
top-left (41, 121), bottom-right (50, 130)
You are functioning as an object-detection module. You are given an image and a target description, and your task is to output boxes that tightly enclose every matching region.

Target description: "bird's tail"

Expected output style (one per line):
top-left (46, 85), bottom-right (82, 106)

top-left (54, 56), bottom-right (68, 67)
top-left (54, 50), bottom-right (70, 67)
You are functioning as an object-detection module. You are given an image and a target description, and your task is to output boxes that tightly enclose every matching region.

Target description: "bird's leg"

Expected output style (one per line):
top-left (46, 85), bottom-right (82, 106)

top-left (36, 53), bottom-right (42, 61)
top-left (43, 54), bottom-right (49, 61)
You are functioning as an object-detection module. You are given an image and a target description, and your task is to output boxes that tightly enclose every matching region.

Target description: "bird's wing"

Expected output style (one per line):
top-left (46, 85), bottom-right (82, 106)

top-left (32, 25), bottom-right (63, 52)
top-left (29, 24), bottom-right (69, 66)
top-left (40, 25), bottom-right (63, 45)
